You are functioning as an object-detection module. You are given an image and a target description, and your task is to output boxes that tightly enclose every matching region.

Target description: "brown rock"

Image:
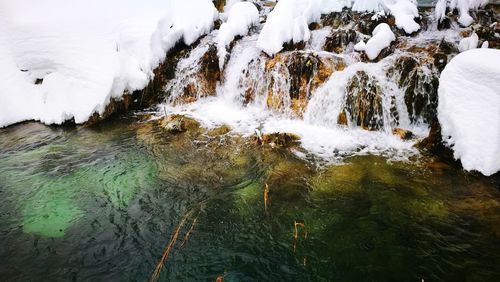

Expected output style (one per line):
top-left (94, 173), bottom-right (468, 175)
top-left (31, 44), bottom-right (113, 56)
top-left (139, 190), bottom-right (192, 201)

top-left (323, 29), bottom-right (358, 53)
top-left (392, 128), bottom-right (414, 140)
top-left (337, 111), bottom-right (348, 126)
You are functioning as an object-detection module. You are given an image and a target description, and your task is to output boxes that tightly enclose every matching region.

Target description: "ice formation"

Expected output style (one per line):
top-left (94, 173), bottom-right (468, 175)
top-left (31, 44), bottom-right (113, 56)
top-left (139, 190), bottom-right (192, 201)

top-left (438, 49), bottom-right (500, 176)
top-left (435, 0), bottom-right (489, 26)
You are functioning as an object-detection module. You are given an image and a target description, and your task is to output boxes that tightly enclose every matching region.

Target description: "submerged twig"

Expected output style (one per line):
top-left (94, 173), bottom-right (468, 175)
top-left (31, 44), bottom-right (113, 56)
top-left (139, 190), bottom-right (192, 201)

top-left (149, 209), bottom-right (194, 282)
top-left (264, 183), bottom-right (269, 211)
top-left (180, 215), bottom-right (199, 248)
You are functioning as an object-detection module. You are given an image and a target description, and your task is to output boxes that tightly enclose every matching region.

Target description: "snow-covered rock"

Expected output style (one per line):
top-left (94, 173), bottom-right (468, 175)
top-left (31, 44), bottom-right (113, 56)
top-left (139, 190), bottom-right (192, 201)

top-left (257, 0), bottom-right (420, 56)
top-left (0, 0), bottom-right (218, 127)
top-left (437, 48), bottom-right (500, 176)
top-left (217, 2), bottom-right (259, 68)
top-left (364, 23), bottom-right (396, 60)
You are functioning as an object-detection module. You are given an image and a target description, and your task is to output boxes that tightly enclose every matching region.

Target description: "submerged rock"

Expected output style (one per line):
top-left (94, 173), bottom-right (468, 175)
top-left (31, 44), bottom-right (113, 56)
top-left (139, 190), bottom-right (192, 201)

top-left (161, 114), bottom-right (200, 134)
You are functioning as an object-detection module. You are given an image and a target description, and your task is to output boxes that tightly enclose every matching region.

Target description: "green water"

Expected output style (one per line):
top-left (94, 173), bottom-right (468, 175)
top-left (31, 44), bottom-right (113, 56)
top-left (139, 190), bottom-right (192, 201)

top-left (0, 115), bottom-right (499, 281)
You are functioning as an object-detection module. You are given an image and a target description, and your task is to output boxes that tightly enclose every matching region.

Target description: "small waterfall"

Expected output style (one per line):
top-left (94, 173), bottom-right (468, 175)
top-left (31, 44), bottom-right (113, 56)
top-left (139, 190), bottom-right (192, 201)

top-left (159, 7), bottom-right (455, 161)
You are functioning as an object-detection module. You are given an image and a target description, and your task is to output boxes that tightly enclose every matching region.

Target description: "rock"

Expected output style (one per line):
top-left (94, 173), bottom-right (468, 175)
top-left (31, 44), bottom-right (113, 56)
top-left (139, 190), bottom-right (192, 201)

top-left (357, 13), bottom-right (391, 35)
top-left (161, 114), bottom-right (200, 134)
top-left (337, 111), bottom-right (348, 126)
top-left (207, 125), bottom-right (231, 137)
top-left (437, 17), bottom-right (451, 30)
top-left (438, 39), bottom-right (458, 55)
top-left (212, 0), bottom-right (225, 12)
top-left (321, 12), bottom-right (353, 30)
top-left (343, 71), bottom-right (384, 130)
top-left (415, 120), bottom-right (454, 161)
top-left (389, 55), bottom-right (439, 124)
top-left (323, 29), bottom-right (357, 53)
top-left (198, 44), bottom-right (221, 95)
top-left (265, 51), bottom-right (345, 117)
top-left (392, 128), bottom-right (414, 140)
top-left (257, 132), bottom-right (301, 148)
top-left (433, 53), bottom-right (448, 72)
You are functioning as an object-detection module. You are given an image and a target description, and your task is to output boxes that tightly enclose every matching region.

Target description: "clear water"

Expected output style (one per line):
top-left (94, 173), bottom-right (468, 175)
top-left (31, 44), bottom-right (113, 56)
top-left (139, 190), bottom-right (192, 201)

top-left (1, 116), bottom-right (499, 281)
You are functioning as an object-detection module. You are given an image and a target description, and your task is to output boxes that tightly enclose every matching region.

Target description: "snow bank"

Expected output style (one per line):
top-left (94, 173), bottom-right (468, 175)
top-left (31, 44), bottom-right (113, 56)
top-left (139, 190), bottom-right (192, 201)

top-left (217, 2), bottom-right (259, 68)
top-left (435, 0), bottom-right (489, 26)
top-left (0, 0), bottom-right (217, 127)
top-left (363, 23), bottom-right (396, 60)
top-left (437, 49), bottom-right (500, 176)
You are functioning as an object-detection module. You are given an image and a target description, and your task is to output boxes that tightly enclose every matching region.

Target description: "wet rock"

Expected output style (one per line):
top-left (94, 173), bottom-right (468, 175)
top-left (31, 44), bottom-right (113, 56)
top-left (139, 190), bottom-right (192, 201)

top-left (475, 25), bottom-right (500, 49)
top-left (437, 16), bottom-right (451, 30)
top-left (392, 128), bottom-right (414, 140)
top-left (438, 39), bottom-right (458, 55)
top-left (207, 125), bottom-right (231, 137)
top-left (199, 44), bottom-right (221, 95)
top-left (389, 55), bottom-right (439, 124)
top-left (323, 29), bottom-right (358, 53)
top-left (357, 13), bottom-right (392, 35)
top-left (255, 132), bottom-right (301, 148)
top-left (161, 114), bottom-right (200, 134)
top-left (321, 11), bottom-right (354, 30)
top-left (415, 120), bottom-right (454, 161)
top-left (265, 51), bottom-right (345, 117)
top-left (433, 53), bottom-right (448, 72)
top-left (337, 111), bottom-right (348, 126)
top-left (343, 71), bottom-right (384, 130)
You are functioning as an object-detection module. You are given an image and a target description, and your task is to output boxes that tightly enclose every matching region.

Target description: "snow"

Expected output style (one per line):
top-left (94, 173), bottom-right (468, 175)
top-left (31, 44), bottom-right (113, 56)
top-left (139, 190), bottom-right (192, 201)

top-left (437, 48), bottom-right (500, 176)
top-left (364, 23), bottom-right (396, 60)
top-left (0, 0), bottom-right (217, 127)
top-left (458, 32), bottom-right (479, 52)
top-left (217, 2), bottom-right (259, 69)
top-left (435, 0), bottom-right (489, 27)
top-left (385, 0), bottom-right (421, 34)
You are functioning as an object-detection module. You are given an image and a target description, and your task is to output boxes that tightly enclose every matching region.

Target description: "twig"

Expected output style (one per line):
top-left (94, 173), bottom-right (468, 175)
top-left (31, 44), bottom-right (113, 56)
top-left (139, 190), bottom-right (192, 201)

top-left (149, 210), bottom-right (194, 282)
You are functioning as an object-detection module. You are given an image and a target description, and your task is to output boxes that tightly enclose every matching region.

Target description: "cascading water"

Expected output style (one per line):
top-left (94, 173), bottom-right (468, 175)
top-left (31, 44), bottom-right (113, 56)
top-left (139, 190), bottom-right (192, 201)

top-left (160, 5), bottom-right (465, 162)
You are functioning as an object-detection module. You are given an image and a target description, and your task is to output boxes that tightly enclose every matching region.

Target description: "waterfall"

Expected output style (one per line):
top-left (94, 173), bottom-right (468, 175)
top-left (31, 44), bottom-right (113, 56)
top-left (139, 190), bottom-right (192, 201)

top-left (159, 7), bottom-right (456, 162)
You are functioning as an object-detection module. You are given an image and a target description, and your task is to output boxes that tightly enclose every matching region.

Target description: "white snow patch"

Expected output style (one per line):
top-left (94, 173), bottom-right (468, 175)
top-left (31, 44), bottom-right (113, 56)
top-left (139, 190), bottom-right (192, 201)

top-left (438, 48), bottom-right (500, 176)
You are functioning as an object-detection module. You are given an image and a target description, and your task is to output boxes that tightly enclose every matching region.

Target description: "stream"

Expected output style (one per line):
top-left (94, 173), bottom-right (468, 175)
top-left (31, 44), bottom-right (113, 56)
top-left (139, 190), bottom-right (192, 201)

top-left (0, 115), bottom-right (499, 281)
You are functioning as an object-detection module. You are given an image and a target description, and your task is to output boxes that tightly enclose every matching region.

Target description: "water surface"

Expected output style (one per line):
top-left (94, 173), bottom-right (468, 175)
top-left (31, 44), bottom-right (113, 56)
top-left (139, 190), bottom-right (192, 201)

top-left (0, 116), bottom-right (499, 281)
